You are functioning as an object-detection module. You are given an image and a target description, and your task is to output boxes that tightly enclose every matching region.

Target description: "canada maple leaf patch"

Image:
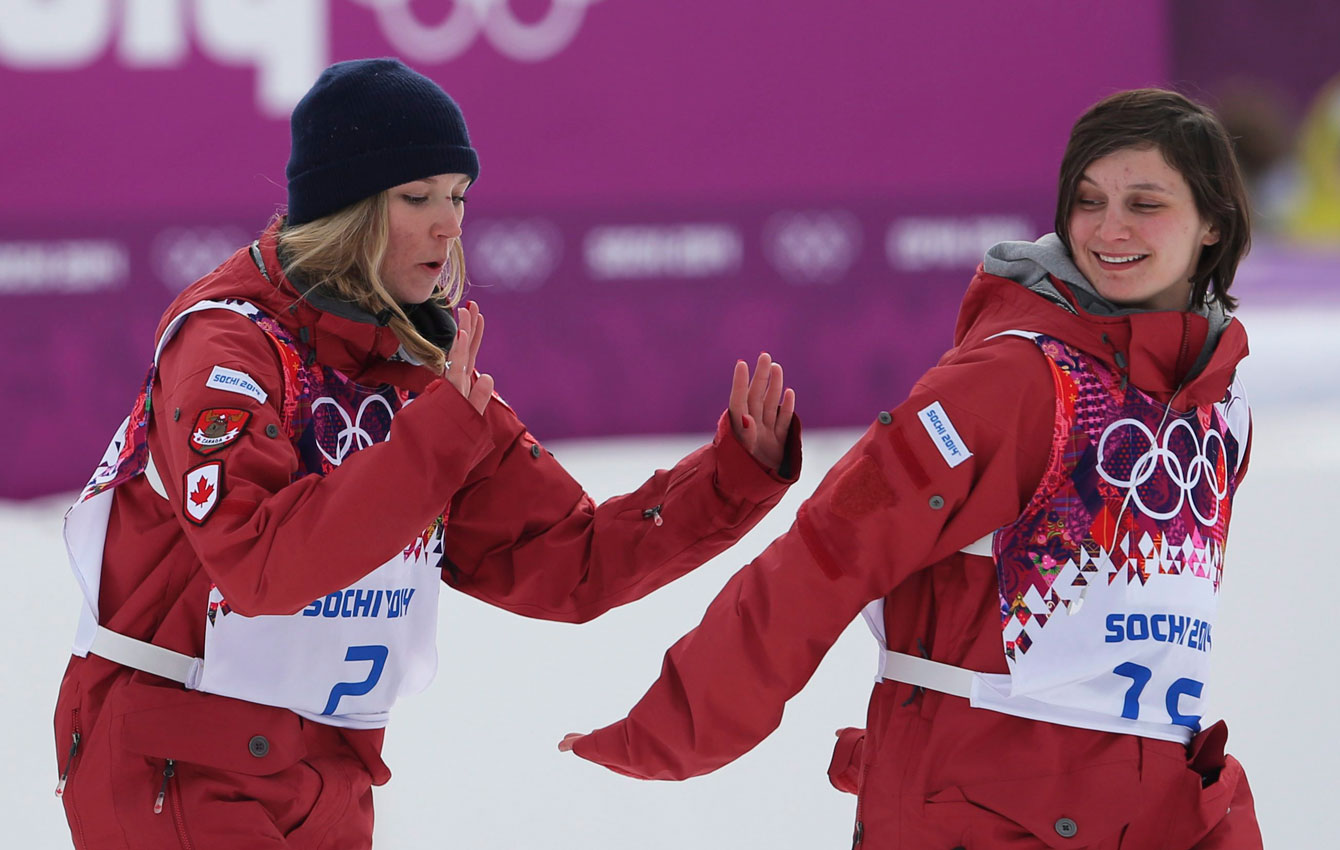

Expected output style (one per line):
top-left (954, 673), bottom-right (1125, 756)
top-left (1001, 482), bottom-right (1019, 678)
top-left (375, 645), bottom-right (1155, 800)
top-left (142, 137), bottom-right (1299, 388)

top-left (183, 461), bottom-right (223, 525)
top-left (189, 476), bottom-right (214, 506)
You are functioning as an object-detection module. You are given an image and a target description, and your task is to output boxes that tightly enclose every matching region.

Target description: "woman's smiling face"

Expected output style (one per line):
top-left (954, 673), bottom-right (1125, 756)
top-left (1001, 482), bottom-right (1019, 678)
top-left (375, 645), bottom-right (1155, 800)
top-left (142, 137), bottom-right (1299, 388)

top-left (1067, 146), bottom-right (1219, 311)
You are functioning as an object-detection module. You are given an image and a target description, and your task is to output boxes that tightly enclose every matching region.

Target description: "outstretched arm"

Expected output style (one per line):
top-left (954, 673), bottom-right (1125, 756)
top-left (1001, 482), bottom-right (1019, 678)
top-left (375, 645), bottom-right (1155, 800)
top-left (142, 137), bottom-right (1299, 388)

top-left (557, 346), bottom-right (1055, 779)
top-left (441, 354), bottom-right (801, 622)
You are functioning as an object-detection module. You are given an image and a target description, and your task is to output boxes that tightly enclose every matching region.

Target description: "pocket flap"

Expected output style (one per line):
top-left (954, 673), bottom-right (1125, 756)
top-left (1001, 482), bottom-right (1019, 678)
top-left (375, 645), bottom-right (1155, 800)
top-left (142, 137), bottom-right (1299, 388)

top-left (956, 761), bottom-right (1137, 848)
top-left (112, 683), bottom-right (307, 776)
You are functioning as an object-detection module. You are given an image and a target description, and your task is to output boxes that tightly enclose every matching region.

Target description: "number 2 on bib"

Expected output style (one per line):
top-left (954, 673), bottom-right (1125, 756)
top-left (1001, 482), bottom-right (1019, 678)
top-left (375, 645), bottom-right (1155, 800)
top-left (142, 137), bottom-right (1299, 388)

top-left (323, 644), bottom-right (389, 716)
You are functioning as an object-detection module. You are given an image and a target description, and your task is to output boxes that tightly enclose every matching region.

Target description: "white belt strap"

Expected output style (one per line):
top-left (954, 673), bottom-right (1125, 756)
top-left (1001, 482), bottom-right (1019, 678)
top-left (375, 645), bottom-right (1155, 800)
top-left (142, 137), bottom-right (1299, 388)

top-left (879, 650), bottom-right (977, 699)
top-left (89, 626), bottom-right (202, 689)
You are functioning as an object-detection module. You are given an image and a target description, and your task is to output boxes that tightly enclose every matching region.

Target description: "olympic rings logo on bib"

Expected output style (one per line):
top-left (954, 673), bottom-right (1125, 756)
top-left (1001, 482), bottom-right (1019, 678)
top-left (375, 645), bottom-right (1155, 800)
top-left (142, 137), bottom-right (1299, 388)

top-left (1096, 417), bottom-right (1229, 526)
top-left (312, 394), bottom-right (397, 467)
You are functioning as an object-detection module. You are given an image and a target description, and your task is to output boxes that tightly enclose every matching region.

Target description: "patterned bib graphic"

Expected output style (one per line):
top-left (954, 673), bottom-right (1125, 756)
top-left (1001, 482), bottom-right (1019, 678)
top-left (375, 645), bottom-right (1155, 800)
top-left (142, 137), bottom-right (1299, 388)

top-left (959, 334), bottom-right (1248, 742)
top-left (994, 337), bottom-right (1240, 660)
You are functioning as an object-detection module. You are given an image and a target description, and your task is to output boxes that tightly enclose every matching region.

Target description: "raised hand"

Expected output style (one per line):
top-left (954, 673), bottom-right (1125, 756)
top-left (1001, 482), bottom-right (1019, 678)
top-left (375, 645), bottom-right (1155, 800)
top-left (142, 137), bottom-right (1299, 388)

top-left (728, 352), bottom-right (795, 473)
top-left (444, 300), bottom-right (494, 414)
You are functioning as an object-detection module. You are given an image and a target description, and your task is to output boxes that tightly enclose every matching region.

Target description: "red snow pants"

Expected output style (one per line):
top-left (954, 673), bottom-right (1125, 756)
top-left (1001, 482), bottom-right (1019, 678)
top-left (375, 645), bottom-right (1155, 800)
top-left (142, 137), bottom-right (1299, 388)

top-left (827, 681), bottom-right (1265, 850)
top-left (55, 656), bottom-right (378, 850)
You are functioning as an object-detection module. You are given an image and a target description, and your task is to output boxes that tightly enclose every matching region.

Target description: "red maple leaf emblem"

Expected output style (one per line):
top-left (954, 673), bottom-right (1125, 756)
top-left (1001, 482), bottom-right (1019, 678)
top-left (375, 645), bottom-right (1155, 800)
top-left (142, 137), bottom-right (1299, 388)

top-left (189, 475), bottom-right (215, 507)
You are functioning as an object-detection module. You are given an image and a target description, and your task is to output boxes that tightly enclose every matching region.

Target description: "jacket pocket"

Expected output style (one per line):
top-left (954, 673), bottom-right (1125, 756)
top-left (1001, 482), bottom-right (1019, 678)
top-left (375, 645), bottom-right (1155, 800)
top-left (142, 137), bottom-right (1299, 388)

top-left (111, 683), bottom-right (307, 776)
top-left (1129, 722), bottom-right (1243, 847)
top-left (282, 755), bottom-right (374, 850)
top-left (925, 759), bottom-right (1138, 849)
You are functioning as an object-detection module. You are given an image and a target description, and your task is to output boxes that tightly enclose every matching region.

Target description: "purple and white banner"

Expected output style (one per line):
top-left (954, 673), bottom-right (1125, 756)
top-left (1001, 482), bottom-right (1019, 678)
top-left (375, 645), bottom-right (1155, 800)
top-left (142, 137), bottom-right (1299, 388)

top-left (1, 1), bottom-right (1173, 498)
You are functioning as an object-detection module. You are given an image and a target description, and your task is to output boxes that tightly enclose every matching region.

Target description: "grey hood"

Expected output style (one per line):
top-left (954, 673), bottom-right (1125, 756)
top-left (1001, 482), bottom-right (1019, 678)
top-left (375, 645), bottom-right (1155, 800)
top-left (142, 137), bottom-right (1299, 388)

top-left (982, 233), bottom-right (1233, 365)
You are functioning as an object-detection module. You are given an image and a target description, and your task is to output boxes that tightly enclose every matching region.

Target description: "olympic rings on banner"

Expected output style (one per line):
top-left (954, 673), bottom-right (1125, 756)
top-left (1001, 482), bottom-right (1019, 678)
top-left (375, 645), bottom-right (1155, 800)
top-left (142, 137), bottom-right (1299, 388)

top-left (1096, 416), bottom-right (1229, 526)
top-left (312, 394), bottom-right (396, 467)
top-left (350, 0), bottom-right (604, 63)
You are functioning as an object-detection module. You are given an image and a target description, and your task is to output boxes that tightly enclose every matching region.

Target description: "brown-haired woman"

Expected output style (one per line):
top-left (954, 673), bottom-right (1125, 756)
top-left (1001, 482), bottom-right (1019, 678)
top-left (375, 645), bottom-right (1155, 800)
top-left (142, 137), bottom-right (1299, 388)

top-left (563, 88), bottom-right (1263, 849)
top-left (54, 58), bottom-right (799, 849)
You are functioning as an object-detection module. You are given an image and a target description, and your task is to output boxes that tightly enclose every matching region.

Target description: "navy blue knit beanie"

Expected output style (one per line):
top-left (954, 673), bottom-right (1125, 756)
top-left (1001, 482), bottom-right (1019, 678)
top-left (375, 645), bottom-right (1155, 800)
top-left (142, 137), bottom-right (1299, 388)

top-left (285, 58), bottom-right (480, 226)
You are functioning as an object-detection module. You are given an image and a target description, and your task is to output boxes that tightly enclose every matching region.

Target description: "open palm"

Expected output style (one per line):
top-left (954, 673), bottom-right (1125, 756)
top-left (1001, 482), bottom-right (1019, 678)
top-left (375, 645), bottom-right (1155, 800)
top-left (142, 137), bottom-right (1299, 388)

top-left (728, 352), bottom-right (795, 473)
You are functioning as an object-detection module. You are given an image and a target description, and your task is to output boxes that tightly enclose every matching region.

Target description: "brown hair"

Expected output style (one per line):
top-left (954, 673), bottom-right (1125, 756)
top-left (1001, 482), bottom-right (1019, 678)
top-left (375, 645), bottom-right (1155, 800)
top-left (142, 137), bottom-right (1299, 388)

top-left (1055, 88), bottom-right (1251, 311)
top-left (276, 192), bottom-right (466, 372)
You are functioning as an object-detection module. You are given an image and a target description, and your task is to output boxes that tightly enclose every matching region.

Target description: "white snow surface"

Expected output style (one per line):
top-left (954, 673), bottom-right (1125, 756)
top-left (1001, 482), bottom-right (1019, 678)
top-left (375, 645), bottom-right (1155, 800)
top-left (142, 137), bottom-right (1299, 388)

top-left (4, 303), bottom-right (1336, 848)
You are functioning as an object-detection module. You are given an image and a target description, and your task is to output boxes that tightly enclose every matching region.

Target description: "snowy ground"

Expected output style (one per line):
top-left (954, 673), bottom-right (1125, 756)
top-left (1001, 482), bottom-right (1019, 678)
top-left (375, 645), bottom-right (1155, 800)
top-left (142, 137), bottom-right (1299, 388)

top-left (4, 302), bottom-right (1336, 848)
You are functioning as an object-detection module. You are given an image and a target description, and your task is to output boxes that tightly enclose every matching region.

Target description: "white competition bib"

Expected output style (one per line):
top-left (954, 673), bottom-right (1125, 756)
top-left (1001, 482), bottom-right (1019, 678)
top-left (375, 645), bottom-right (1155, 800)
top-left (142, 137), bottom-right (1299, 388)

top-left (867, 336), bottom-right (1247, 745)
top-left (65, 298), bottom-right (448, 729)
top-left (199, 523), bottom-right (445, 729)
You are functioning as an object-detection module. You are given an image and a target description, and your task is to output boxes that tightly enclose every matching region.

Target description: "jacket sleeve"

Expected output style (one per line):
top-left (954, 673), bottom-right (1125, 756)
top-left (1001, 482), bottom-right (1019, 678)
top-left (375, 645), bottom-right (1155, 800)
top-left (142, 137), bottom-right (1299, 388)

top-left (439, 400), bottom-right (803, 623)
top-left (150, 310), bottom-right (497, 617)
top-left (569, 340), bottom-right (1054, 779)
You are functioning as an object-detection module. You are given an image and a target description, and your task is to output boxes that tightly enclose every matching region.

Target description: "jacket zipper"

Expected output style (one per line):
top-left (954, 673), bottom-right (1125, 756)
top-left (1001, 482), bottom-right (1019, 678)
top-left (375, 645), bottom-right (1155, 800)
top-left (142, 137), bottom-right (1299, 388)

top-left (170, 762), bottom-right (195, 850)
top-left (154, 758), bottom-right (195, 849)
top-left (851, 757), bottom-right (871, 847)
top-left (153, 759), bottom-right (173, 814)
top-left (642, 504), bottom-right (664, 526)
top-left (57, 708), bottom-right (89, 848)
top-left (55, 729), bottom-right (80, 797)
top-left (1178, 312), bottom-right (1193, 374)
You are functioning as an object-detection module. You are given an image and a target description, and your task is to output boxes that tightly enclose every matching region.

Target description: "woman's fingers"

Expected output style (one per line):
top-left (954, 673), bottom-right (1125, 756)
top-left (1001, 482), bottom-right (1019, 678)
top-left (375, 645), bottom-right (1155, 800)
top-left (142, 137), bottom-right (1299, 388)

top-left (468, 373), bottom-right (494, 415)
top-left (443, 319), bottom-right (471, 398)
top-left (449, 325), bottom-right (469, 370)
top-left (728, 359), bottom-right (750, 432)
top-left (760, 362), bottom-right (784, 428)
top-left (775, 386), bottom-right (796, 438)
top-left (442, 302), bottom-right (486, 404)
top-left (747, 352), bottom-right (772, 412)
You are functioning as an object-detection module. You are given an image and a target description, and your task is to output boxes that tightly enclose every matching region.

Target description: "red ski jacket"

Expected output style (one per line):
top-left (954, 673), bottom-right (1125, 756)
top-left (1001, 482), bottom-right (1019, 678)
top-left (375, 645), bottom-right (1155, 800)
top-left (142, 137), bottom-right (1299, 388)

top-left (54, 221), bottom-right (800, 850)
top-left (571, 270), bottom-right (1263, 850)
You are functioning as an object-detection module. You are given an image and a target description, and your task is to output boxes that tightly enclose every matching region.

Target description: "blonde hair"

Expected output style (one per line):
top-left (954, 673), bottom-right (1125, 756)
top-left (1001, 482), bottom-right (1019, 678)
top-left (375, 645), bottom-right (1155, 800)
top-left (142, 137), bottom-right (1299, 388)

top-left (275, 192), bottom-right (466, 372)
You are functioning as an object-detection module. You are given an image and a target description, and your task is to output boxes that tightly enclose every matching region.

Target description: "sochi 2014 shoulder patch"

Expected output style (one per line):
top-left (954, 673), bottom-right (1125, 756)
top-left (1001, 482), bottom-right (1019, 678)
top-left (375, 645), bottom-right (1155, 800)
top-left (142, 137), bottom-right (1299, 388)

top-left (183, 460), bottom-right (223, 525)
top-left (190, 408), bottom-right (251, 456)
top-left (917, 401), bottom-right (973, 468)
top-left (205, 365), bottom-right (268, 404)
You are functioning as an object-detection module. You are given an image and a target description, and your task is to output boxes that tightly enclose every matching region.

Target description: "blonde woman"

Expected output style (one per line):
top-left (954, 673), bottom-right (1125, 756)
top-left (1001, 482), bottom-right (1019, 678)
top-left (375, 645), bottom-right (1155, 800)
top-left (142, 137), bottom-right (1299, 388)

top-left (54, 58), bottom-right (798, 849)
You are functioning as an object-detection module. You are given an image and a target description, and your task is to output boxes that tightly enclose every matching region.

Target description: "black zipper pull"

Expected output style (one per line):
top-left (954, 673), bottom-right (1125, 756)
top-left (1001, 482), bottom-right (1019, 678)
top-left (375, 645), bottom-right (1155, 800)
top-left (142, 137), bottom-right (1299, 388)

top-left (54, 731), bottom-right (80, 797)
top-left (642, 504), bottom-right (663, 526)
top-left (154, 759), bottom-right (175, 814)
top-left (900, 638), bottom-right (931, 706)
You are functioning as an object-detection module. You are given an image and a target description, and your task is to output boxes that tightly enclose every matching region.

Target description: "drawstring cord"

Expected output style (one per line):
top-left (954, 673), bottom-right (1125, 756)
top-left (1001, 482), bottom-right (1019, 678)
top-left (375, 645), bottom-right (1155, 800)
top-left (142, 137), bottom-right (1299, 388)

top-left (1101, 332), bottom-right (1131, 392)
